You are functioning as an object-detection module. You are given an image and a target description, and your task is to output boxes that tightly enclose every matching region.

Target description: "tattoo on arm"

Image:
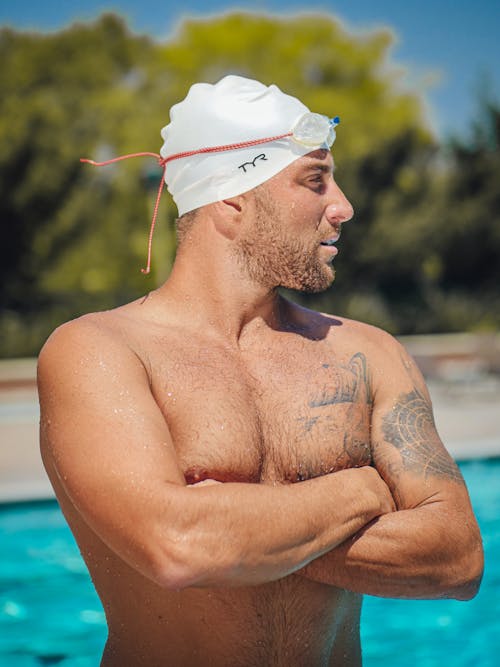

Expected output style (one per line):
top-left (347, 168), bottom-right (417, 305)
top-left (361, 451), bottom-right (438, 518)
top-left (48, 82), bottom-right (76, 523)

top-left (381, 387), bottom-right (463, 483)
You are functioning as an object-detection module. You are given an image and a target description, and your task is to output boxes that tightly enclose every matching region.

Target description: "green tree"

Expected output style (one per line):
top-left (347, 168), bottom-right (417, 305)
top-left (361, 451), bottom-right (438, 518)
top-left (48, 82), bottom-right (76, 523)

top-left (0, 15), bottom-right (150, 307)
top-left (0, 15), bottom-right (177, 354)
top-left (421, 98), bottom-right (500, 331)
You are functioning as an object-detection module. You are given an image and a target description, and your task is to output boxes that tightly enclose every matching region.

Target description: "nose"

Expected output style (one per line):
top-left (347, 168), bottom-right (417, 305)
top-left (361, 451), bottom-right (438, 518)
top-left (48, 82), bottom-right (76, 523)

top-left (325, 182), bottom-right (354, 225)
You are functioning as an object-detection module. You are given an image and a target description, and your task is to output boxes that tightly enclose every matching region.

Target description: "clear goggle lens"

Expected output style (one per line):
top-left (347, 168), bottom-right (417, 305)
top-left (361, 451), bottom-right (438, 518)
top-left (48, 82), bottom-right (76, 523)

top-left (292, 112), bottom-right (340, 148)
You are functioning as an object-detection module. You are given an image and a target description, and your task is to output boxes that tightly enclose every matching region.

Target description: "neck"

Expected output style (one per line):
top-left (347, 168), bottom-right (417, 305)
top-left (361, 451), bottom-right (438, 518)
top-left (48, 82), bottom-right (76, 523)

top-left (151, 228), bottom-right (289, 344)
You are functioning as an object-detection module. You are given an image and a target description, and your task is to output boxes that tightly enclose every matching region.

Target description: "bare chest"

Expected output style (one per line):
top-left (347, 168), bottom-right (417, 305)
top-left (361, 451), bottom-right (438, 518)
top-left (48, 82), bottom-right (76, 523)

top-left (149, 343), bottom-right (372, 484)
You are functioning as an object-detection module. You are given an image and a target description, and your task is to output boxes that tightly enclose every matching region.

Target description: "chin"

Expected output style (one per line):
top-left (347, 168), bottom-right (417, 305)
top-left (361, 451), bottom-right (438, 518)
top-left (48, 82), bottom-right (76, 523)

top-left (284, 268), bottom-right (336, 294)
top-left (300, 280), bottom-right (335, 295)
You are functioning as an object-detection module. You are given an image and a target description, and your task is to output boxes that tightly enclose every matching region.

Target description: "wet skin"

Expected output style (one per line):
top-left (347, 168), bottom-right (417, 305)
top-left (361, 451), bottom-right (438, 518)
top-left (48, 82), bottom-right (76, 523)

top-left (45, 304), bottom-right (372, 666)
top-left (38, 151), bottom-right (482, 666)
top-left (40, 299), bottom-right (479, 667)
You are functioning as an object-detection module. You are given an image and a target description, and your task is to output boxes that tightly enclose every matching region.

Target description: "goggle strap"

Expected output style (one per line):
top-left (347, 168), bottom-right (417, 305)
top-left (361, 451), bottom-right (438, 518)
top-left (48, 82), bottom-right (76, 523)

top-left (80, 152), bottom-right (163, 167)
top-left (141, 167), bottom-right (166, 274)
top-left (163, 132), bottom-right (292, 163)
top-left (81, 152), bottom-right (166, 275)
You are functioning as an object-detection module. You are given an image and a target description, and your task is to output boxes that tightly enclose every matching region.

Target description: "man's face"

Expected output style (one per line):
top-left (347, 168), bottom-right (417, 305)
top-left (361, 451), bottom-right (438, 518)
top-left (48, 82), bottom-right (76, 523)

top-left (234, 150), bottom-right (354, 293)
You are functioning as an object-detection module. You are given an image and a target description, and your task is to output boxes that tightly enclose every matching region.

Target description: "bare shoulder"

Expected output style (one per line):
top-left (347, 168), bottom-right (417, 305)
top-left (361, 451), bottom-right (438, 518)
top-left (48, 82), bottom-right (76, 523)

top-left (286, 298), bottom-right (409, 366)
top-left (39, 311), bottom-right (125, 364)
top-left (323, 314), bottom-right (396, 346)
top-left (37, 306), bottom-right (148, 396)
top-left (41, 310), bottom-right (120, 345)
top-left (327, 316), bottom-right (427, 395)
top-left (312, 308), bottom-right (409, 362)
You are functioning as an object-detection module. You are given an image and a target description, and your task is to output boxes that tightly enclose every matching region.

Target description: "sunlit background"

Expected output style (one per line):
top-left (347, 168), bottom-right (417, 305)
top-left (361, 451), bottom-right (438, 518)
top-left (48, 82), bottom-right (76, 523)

top-left (1, 1), bottom-right (499, 666)
top-left (1, 0), bottom-right (499, 351)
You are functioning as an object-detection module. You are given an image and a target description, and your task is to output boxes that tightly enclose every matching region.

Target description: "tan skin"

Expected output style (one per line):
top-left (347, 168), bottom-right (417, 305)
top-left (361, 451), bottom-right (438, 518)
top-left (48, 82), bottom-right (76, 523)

top-left (38, 150), bottom-right (483, 666)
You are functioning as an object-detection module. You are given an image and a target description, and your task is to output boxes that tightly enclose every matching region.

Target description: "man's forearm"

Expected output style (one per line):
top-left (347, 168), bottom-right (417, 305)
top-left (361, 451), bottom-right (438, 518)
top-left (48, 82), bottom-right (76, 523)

top-left (298, 502), bottom-right (483, 600)
top-left (154, 467), bottom-right (392, 589)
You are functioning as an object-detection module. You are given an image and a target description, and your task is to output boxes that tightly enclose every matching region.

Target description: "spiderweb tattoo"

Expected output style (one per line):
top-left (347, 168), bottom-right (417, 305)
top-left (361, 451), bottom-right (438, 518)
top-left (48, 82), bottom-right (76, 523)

top-left (381, 387), bottom-right (463, 483)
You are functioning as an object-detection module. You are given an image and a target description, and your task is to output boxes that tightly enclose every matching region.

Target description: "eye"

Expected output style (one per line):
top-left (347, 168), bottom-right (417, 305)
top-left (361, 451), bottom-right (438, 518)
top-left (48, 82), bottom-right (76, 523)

top-left (308, 176), bottom-right (326, 193)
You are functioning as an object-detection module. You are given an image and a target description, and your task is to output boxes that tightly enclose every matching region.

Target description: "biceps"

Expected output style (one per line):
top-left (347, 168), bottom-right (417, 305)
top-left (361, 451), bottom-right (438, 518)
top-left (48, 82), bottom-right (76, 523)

top-left (39, 363), bottom-right (187, 549)
top-left (370, 386), bottom-right (464, 507)
top-left (46, 422), bottom-right (185, 526)
top-left (40, 389), bottom-right (188, 578)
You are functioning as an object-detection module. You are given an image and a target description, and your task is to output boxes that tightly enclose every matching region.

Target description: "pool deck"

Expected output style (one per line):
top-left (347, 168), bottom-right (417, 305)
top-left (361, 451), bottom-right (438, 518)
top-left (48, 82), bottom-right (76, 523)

top-left (1, 333), bottom-right (500, 503)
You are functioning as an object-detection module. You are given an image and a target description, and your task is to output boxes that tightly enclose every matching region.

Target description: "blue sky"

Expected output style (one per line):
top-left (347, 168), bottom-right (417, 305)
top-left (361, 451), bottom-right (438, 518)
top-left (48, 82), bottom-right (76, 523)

top-left (1, 0), bottom-right (499, 139)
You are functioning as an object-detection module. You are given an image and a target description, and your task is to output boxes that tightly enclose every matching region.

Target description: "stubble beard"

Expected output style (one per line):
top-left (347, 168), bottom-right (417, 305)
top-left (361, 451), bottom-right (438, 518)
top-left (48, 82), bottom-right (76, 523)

top-left (233, 189), bottom-right (335, 294)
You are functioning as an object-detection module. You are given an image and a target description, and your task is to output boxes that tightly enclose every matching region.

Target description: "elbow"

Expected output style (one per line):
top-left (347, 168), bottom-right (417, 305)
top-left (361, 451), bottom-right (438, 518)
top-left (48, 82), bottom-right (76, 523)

top-left (411, 524), bottom-right (484, 601)
top-left (449, 543), bottom-right (484, 601)
top-left (445, 571), bottom-right (483, 601)
top-left (451, 574), bottom-right (482, 601)
top-left (150, 558), bottom-right (197, 592)
top-left (441, 534), bottom-right (484, 601)
top-left (147, 525), bottom-right (239, 591)
top-left (148, 536), bottom-right (204, 591)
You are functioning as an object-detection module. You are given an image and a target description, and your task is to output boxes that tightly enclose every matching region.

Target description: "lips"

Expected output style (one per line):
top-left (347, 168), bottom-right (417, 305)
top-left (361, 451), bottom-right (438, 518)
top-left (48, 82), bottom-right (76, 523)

top-left (320, 234), bottom-right (340, 247)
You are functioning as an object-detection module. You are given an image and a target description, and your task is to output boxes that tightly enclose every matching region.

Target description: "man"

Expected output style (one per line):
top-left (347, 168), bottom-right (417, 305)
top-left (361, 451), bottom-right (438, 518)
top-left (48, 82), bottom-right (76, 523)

top-left (38, 75), bottom-right (483, 666)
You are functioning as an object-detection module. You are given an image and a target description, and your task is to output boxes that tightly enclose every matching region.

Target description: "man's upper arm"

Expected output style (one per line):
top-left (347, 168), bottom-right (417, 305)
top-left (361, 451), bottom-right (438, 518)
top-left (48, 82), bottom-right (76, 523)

top-left (369, 332), bottom-right (467, 509)
top-left (37, 316), bottom-right (186, 579)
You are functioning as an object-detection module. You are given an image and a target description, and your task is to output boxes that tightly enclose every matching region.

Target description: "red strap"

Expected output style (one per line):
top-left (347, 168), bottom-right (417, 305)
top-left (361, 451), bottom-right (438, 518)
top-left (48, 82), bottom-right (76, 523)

top-left (162, 132), bottom-right (291, 164)
top-left (80, 152), bottom-right (166, 274)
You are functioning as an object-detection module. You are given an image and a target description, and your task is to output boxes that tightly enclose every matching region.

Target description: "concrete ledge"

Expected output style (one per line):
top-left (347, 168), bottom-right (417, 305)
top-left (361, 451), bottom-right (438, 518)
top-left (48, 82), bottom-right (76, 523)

top-left (0, 479), bottom-right (54, 503)
top-left (0, 357), bottom-right (38, 390)
top-left (400, 332), bottom-right (500, 379)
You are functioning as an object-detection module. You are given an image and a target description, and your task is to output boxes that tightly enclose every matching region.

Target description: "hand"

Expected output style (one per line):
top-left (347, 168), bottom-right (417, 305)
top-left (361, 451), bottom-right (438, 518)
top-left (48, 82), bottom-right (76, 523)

top-left (358, 466), bottom-right (396, 515)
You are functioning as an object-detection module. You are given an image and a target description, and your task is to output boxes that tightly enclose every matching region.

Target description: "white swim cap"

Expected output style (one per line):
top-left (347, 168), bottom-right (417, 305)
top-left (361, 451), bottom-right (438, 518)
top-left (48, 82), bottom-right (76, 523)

top-left (160, 75), bottom-right (338, 215)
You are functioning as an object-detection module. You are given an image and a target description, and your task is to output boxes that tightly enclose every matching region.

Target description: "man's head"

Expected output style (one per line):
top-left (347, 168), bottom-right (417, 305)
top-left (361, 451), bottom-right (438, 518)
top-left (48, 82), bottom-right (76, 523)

top-left (163, 75), bottom-right (352, 293)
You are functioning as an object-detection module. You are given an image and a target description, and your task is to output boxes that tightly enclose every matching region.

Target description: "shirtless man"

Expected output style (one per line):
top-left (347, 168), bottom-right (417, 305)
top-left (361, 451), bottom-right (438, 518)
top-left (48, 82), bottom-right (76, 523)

top-left (38, 76), bottom-right (483, 666)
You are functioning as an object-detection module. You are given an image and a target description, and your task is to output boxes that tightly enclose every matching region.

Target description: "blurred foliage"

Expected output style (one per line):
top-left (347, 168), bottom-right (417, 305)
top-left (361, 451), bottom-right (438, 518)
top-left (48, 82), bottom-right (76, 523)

top-left (0, 12), bottom-right (499, 357)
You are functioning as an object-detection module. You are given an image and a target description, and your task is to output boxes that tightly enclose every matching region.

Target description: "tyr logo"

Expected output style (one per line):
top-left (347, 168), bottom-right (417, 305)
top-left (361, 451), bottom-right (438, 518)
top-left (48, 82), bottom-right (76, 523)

top-left (238, 153), bottom-right (268, 173)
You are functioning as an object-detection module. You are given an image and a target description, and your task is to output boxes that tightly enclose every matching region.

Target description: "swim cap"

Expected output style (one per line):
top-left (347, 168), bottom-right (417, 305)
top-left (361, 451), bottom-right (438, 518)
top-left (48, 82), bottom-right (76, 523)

top-left (160, 75), bottom-right (333, 215)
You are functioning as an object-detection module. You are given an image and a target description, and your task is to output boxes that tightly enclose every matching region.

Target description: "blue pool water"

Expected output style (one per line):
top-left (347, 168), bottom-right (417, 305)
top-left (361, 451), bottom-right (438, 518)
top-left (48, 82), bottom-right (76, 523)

top-left (1, 459), bottom-right (499, 666)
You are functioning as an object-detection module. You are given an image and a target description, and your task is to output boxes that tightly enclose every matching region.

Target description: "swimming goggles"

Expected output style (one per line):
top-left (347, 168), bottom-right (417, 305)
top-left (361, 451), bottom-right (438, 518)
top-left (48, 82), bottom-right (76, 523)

top-left (81, 112), bottom-right (340, 273)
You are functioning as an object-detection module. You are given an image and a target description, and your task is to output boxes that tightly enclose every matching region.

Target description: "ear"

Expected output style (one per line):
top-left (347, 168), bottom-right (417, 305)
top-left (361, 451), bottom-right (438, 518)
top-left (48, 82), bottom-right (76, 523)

top-left (221, 197), bottom-right (243, 213)
top-left (211, 195), bottom-right (246, 240)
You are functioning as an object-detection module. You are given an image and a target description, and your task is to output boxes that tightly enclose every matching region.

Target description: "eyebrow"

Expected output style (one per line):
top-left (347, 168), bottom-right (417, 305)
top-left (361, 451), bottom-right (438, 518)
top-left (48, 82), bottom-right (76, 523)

top-left (302, 162), bottom-right (335, 175)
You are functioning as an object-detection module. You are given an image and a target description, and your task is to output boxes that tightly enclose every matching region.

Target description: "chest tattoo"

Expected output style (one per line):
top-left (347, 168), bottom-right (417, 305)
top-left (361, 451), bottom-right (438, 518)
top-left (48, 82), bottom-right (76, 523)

top-left (309, 352), bottom-right (372, 408)
top-left (289, 353), bottom-right (373, 478)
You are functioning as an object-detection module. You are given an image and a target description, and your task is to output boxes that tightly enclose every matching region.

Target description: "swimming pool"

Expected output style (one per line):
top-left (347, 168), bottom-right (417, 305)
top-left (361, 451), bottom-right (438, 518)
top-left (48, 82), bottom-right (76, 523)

top-left (1, 459), bottom-right (498, 666)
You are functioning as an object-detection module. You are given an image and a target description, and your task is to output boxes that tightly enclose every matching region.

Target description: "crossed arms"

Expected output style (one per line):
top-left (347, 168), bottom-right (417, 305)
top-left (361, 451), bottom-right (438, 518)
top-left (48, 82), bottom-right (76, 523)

top-left (300, 367), bottom-right (483, 599)
top-left (37, 316), bottom-right (483, 599)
